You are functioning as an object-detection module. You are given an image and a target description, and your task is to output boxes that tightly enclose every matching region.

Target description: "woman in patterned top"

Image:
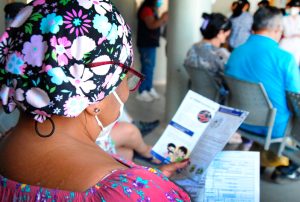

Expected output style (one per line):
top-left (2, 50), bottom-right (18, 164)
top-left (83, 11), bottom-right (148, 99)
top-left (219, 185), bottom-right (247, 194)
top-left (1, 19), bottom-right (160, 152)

top-left (229, 0), bottom-right (253, 49)
top-left (184, 12), bottom-right (232, 87)
top-left (0, 0), bottom-right (190, 201)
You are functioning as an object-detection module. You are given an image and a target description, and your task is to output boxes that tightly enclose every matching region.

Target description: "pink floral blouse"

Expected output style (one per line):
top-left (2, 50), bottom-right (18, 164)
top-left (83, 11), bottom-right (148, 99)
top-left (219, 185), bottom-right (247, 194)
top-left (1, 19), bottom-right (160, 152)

top-left (0, 156), bottom-right (190, 202)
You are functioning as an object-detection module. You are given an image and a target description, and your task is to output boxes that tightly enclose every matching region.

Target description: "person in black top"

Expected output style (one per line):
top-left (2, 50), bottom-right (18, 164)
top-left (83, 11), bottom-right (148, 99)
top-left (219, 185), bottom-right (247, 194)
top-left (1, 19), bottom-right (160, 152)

top-left (136, 0), bottom-right (168, 102)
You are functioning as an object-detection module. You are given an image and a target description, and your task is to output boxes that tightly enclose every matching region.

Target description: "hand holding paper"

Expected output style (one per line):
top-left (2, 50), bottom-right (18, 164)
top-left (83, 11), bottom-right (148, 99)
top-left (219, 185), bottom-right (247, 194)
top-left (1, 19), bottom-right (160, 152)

top-left (159, 159), bottom-right (190, 178)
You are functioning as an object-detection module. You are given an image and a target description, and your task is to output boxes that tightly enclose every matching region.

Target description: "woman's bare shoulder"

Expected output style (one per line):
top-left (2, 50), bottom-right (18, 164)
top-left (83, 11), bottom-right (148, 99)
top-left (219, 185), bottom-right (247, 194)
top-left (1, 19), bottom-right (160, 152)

top-left (0, 135), bottom-right (126, 192)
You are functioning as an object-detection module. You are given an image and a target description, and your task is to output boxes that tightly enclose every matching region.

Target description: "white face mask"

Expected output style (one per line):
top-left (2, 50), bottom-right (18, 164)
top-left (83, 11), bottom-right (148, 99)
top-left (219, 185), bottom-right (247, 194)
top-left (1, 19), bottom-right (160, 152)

top-left (95, 91), bottom-right (124, 138)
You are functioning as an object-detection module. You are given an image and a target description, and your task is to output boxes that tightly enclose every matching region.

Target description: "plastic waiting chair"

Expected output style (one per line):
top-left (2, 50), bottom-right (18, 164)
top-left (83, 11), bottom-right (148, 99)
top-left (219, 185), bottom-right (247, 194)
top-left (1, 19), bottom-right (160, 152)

top-left (185, 66), bottom-right (220, 102)
top-left (0, 107), bottom-right (20, 134)
top-left (224, 75), bottom-right (283, 151)
top-left (277, 92), bottom-right (300, 165)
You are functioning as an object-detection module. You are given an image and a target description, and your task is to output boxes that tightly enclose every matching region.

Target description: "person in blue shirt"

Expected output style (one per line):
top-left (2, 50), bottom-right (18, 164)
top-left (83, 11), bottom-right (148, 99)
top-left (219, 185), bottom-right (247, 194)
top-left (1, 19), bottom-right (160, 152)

top-left (226, 6), bottom-right (300, 182)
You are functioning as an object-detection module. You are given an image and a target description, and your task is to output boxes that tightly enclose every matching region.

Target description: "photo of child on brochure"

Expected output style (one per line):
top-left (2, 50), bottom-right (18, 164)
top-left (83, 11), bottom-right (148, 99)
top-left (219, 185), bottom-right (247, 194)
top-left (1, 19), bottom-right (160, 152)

top-left (151, 91), bottom-right (221, 163)
top-left (164, 143), bottom-right (189, 162)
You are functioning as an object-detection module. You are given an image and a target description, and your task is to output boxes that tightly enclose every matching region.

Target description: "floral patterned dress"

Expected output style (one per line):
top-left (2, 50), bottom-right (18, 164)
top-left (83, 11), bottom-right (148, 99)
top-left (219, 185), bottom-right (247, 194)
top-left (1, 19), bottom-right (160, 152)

top-left (0, 156), bottom-right (190, 202)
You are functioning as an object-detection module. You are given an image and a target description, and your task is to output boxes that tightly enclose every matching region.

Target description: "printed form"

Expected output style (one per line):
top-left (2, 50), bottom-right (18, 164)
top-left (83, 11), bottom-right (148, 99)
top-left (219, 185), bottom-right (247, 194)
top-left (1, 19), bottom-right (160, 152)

top-left (204, 151), bottom-right (260, 202)
top-left (175, 151), bottom-right (260, 202)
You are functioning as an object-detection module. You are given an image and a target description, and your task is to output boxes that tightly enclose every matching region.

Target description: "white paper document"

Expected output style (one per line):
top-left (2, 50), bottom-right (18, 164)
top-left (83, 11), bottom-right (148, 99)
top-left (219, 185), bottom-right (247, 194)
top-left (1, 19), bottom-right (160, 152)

top-left (152, 90), bottom-right (248, 169)
top-left (151, 90), bottom-right (258, 200)
top-left (204, 151), bottom-right (260, 202)
top-left (152, 90), bottom-right (220, 164)
top-left (175, 151), bottom-right (260, 202)
top-left (184, 106), bottom-right (249, 183)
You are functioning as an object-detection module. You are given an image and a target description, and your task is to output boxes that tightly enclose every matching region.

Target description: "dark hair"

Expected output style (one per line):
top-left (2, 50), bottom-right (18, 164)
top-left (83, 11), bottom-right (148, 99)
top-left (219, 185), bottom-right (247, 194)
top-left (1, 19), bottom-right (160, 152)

top-left (231, 0), bottom-right (250, 18)
top-left (4, 2), bottom-right (26, 19)
top-left (167, 143), bottom-right (176, 148)
top-left (232, 1), bottom-right (239, 8)
top-left (252, 6), bottom-right (282, 32)
top-left (287, 0), bottom-right (300, 7)
top-left (258, 0), bottom-right (270, 7)
top-left (178, 146), bottom-right (188, 155)
top-left (200, 13), bottom-right (232, 39)
top-left (138, 0), bottom-right (157, 16)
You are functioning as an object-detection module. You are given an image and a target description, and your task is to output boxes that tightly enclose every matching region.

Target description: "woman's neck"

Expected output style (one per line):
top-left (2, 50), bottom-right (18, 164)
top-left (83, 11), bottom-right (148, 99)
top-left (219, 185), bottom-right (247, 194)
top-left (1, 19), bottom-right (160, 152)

top-left (203, 38), bottom-right (221, 48)
top-left (15, 113), bottom-right (99, 144)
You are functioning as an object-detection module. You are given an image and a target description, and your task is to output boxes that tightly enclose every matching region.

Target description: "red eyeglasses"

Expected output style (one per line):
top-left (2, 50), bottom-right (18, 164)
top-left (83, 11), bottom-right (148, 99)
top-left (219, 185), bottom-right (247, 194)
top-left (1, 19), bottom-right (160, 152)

top-left (88, 61), bottom-right (145, 92)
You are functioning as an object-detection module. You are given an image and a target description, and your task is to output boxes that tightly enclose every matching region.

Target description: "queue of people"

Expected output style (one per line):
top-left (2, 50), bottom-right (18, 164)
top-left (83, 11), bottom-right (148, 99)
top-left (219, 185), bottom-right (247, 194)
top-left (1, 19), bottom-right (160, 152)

top-left (184, 0), bottom-right (300, 183)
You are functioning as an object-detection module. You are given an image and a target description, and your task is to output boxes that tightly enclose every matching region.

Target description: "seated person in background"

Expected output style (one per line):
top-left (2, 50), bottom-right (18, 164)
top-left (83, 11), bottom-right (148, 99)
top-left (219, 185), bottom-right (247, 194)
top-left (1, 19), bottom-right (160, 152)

top-left (280, 0), bottom-right (300, 66)
top-left (97, 121), bottom-right (161, 165)
top-left (0, 0), bottom-right (190, 201)
top-left (229, 0), bottom-right (253, 50)
top-left (184, 12), bottom-right (232, 92)
top-left (226, 6), bottom-right (300, 182)
top-left (184, 13), bottom-right (242, 144)
top-left (119, 108), bottom-right (160, 136)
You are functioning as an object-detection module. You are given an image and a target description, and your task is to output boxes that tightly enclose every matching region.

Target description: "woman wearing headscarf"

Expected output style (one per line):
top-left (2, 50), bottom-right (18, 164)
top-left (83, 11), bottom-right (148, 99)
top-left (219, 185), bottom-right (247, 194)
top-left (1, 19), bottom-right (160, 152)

top-left (0, 0), bottom-right (190, 201)
top-left (280, 0), bottom-right (300, 65)
top-left (229, 0), bottom-right (253, 50)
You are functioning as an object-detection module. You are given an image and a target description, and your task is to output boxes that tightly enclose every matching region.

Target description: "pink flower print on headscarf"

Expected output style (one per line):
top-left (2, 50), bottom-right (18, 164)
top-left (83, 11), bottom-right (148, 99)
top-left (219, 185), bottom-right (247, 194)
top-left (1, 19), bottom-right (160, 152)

top-left (68, 63), bottom-right (96, 95)
top-left (50, 36), bottom-right (72, 66)
top-left (77, 0), bottom-right (112, 15)
top-left (5, 52), bottom-right (27, 75)
top-left (33, 0), bottom-right (45, 6)
top-left (103, 66), bottom-right (122, 89)
top-left (0, 37), bottom-right (14, 64)
top-left (26, 87), bottom-right (50, 109)
top-left (119, 36), bottom-right (132, 64)
top-left (64, 9), bottom-right (92, 37)
top-left (102, 73), bottom-right (113, 88)
top-left (0, 31), bottom-right (9, 43)
top-left (63, 95), bottom-right (89, 117)
top-left (116, 13), bottom-right (129, 38)
top-left (32, 110), bottom-right (51, 123)
top-left (22, 35), bottom-right (48, 67)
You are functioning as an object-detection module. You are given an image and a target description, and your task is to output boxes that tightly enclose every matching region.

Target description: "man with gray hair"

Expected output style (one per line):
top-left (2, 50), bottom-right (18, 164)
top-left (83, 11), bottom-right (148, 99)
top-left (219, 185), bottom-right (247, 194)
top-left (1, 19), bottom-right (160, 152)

top-left (226, 6), bottom-right (300, 182)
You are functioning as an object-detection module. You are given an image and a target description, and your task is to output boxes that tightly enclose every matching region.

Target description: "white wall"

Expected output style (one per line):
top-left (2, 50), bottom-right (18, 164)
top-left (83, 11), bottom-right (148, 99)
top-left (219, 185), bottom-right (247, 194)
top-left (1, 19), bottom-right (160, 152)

top-left (165, 0), bottom-right (213, 120)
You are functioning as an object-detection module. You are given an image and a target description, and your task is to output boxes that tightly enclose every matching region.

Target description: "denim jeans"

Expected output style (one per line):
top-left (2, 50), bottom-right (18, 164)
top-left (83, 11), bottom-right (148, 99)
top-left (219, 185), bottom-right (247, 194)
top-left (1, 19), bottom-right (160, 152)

top-left (138, 47), bottom-right (156, 93)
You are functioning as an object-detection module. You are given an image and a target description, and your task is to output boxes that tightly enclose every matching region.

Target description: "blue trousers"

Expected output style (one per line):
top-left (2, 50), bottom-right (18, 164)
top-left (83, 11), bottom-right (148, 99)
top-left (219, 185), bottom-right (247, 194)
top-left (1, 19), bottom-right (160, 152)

top-left (138, 47), bottom-right (156, 93)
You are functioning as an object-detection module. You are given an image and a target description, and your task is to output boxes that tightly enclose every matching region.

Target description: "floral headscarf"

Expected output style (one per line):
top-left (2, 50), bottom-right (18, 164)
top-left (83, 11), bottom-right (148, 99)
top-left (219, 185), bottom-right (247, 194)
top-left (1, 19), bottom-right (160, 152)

top-left (0, 0), bottom-right (133, 122)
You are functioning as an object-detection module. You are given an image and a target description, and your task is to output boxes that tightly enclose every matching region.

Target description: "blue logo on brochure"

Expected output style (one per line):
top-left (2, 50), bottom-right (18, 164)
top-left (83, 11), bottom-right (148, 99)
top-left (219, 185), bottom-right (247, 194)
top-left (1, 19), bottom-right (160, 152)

top-left (169, 121), bottom-right (194, 136)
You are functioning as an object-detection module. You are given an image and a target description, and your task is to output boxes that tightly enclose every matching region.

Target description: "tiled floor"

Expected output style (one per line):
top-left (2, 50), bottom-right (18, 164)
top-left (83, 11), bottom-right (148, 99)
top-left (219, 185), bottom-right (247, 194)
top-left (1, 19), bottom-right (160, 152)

top-left (126, 85), bottom-right (300, 202)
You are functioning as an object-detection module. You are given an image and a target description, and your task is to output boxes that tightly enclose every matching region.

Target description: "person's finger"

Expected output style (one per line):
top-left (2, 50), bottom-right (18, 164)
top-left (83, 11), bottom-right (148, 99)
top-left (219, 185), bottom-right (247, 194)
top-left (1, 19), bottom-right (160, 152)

top-left (160, 160), bottom-right (190, 177)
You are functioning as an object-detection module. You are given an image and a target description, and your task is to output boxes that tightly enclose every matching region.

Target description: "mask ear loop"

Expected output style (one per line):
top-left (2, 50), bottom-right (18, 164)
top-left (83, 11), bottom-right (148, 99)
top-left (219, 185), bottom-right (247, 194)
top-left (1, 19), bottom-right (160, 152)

top-left (95, 115), bottom-right (104, 129)
top-left (112, 91), bottom-right (123, 105)
top-left (35, 117), bottom-right (55, 138)
top-left (94, 108), bottom-right (104, 129)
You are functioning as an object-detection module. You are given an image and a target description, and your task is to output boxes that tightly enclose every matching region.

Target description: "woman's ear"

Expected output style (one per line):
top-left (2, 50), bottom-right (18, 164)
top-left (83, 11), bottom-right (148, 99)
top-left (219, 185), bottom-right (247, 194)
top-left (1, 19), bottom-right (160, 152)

top-left (217, 30), bottom-right (224, 39)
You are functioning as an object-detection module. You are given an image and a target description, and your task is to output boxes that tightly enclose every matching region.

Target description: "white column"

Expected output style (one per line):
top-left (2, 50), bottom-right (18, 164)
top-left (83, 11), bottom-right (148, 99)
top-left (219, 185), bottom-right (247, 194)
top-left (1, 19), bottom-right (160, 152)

top-left (165, 0), bottom-right (212, 120)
